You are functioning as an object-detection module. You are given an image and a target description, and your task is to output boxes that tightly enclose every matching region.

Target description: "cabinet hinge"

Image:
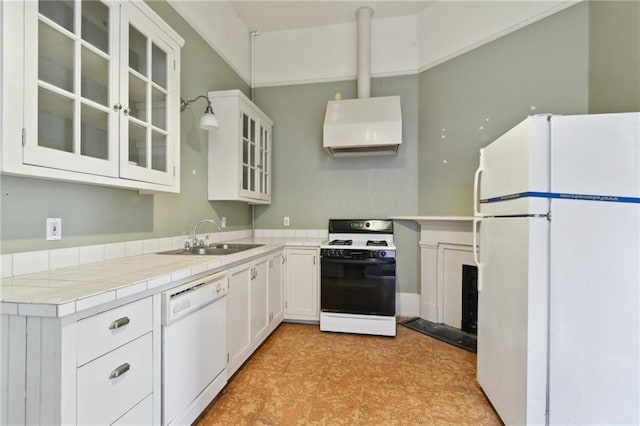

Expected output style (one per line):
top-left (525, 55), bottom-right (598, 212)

top-left (313, 256), bottom-right (316, 265)
top-left (227, 353), bottom-right (229, 363)
top-left (21, 128), bottom-right (26, 147)
top-left (173, 60), bottom-right (176, 71)
top-left (173, 166), bottom-right (176, 177)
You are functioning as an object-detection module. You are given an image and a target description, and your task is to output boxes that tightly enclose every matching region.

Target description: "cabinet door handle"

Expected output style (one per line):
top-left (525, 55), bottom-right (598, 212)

top-left (123, 107), bottom-right (131, 115)
top-left (109, 317), bottom-right (130, 330)
top-left (109, 362), bottom-right (130, 379)
top-left (114, 103), bottom-right (123, 111)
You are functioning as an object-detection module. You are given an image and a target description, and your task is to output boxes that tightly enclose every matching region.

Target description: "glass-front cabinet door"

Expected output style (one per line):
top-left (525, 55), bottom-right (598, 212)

top-left (240, 108), bottom-right (257, 197)
top-left (15, 0), bottom-right (182, 191)
top-left (23, 0), bottom-right (119, 176)
top-left (258, 123), bottom-right (271, 200)
top-left (240, 108), bottom-right (271, 200)
top-left (119, 2), bottom-right (178, 186)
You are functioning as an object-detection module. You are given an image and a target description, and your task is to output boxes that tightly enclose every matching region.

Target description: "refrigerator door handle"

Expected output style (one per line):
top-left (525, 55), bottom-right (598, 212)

top-left (473, 149), bottom-right (485, 216)
top-left (473, 217), bottom-right (482, 292)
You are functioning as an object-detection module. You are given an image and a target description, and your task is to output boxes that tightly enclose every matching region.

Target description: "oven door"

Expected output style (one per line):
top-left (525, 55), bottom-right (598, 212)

top-left (320, 256), bottom-right (396, 316)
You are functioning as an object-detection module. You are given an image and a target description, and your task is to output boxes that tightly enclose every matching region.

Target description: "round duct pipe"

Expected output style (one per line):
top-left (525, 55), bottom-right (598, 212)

top-left (356, 7), bottom-right (373, 99)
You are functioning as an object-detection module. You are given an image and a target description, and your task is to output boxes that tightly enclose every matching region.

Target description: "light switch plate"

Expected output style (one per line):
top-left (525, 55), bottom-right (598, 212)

top-left (46, 218), bottom-right (62, 240)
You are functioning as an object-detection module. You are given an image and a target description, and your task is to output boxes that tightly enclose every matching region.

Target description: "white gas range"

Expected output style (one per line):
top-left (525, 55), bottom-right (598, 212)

top-left (319, 219), bottom-right (397, 337)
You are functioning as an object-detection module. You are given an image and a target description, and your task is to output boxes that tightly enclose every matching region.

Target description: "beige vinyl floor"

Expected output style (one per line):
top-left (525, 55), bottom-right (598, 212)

top-left (196, 322), bottom-right (502, 425)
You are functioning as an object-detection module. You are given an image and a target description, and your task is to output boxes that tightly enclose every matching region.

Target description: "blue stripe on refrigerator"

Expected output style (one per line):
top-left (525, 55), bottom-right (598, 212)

top-left (480, 191), bottom-right (640, 204)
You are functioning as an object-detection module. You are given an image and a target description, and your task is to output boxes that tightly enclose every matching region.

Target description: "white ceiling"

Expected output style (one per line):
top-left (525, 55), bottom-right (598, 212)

top-left (228, 1), bottom-right (435, 32)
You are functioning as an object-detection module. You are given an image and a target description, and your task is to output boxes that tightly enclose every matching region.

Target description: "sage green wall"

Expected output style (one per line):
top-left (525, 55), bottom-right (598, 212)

top-left (588, 0), bottom-right (640, 113)
top-left (251, 2), bottom-right (592, 294)
top-left (253, 76), bottom-right (421, 294)
top-left (0, 1), bottom-right (251, 254)
top-left (418, 2), bottom-right (589, 215)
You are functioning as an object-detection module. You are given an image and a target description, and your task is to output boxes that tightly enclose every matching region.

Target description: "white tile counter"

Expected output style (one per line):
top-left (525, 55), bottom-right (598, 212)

top-left (0, 236), bottom-right (324, 318)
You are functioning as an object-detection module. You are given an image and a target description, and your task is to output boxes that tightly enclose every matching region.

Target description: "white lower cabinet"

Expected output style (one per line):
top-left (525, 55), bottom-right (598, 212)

top-left (226, 250), bottom-right (285, 377)
top-left (77, 333), bottom-right (153, 425)
top-left (268, 252), bottom-right (284, 326)
top-left (250, 258), bottom-right (269, 346)
top-left (227, 263), bottom-right (252, 377)
top-left (0, 294), bottom-right (161, 426)
top-left (284, 248), bottom-right (320, 321)
top-left (113, 395), bottom-right (153, 426)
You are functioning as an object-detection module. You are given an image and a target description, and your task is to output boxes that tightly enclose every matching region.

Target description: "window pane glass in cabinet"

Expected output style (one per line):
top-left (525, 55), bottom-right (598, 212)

top-left (38, 87), bottom-right (74, 153)
top-left (39, 0), bottom-right (74, 33)
top-left (151, 43), bottom-right (167, 89)
top-left (243, 139), bottom-right (249, 165)
top-left (80, 104), bottom-right (108, 159)
top-left (128, 73), bottom-right (147, 122)
top-left (250, 168), bottom-right (255, 191)
top-left (242, 166), bottom-right (249, 190)
top-left (81, 1), bottom-right (109, 54)
top-left (81, 46), bottom-right (108, 105)
top-left (129, 25), bottom-right (147, 76)
top-left (151, 131), bottom-right (167, 172)
top-left (242, 114), bottom-right (248, 140)
top-left (151, 87), bottom-right (166, 130)
top-left (249, 142), bottom-right (255, 167)
top-left (39, 21), bottom-right (74, 92)
top-left (128, 122), bottom-right (147, 167)
top-left (250, 119), bottom-right (255, 142)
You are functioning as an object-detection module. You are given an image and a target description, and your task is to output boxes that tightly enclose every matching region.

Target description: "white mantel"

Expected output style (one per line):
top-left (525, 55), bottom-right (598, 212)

top-left (392, 216), bottom-right (475, 325)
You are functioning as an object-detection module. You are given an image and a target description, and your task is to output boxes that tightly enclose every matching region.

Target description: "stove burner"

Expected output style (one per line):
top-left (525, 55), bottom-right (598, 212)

top-left (366, 240), bottom-right (388, 247)
top-left (329, 239), bottom-right (353, 246)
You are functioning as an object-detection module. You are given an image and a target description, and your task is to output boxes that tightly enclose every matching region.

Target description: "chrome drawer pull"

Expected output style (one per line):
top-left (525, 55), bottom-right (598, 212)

top-left (109, 362), bottom-right (130, 379)
top-left (109, 317), bottom-right (130, 330)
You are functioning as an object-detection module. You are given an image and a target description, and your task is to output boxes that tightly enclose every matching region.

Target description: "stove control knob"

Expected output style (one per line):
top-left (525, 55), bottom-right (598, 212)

top-left (380, 251), bottom-right (387, 258)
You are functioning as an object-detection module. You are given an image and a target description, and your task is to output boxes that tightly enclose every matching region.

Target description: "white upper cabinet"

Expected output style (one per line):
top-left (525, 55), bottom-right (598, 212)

top-left (2, 0), bottom-right (184, 192)
top-left (207, 90), bottom-right (273, 204)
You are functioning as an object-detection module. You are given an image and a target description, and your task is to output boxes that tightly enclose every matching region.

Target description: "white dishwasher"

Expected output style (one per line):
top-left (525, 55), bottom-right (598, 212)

top-left (162, 272), bottom-right (228, 426)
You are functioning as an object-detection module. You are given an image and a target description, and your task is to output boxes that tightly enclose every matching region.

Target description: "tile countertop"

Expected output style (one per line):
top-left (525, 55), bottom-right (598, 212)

top-left (0, 237), bottom-right (323, 319)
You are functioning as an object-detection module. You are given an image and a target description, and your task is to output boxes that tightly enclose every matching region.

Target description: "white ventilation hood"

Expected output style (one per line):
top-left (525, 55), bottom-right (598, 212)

top-left (323, 96), bottom-right (402, 157)
top-left (323, 7), bottom-right (402, 157)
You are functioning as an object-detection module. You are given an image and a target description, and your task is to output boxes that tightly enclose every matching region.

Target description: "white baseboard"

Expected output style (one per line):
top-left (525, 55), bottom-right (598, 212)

top-left (396, 292), bottom-right (420, 317)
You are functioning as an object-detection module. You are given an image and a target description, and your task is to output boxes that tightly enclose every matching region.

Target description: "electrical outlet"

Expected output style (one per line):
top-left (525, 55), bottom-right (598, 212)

top-left (46, 218), bottom-right (62, 240)
top-left (221, 217), bottom-right (227, 228)
top-left (284, 216), bottom-right (290, 227)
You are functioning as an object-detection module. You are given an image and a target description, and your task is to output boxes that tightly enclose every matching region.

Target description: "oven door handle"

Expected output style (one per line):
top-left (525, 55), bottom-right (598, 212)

top-left (321, 257), bottom-right (396, 265)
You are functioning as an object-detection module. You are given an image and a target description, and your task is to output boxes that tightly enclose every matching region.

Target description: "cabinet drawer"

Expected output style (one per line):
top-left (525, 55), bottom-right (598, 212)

top-left (77, 333), bottom-right (153, 426)
top-left (77, 297), bottom-right (152, 365)
top-left (112, 394), bottom-right (153, 426)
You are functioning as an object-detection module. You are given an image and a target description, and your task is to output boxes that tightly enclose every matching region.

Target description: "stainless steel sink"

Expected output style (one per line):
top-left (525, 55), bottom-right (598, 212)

top-left (158, 243), bottom-right (264, 256)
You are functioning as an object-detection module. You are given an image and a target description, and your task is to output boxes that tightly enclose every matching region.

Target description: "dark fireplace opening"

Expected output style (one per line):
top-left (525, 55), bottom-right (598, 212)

top-left (461, 264), bottom-right (478, 335)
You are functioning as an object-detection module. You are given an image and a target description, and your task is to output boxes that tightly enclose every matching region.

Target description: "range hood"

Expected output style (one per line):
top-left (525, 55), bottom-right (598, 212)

top-left (323, 96), bottom-right (402, 156)
top-left (323, 7), bottom-right (402, 157)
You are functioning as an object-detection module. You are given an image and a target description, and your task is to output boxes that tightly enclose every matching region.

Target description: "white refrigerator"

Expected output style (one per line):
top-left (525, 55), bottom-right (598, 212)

top-left (473, 112), bottom-right (640, 425)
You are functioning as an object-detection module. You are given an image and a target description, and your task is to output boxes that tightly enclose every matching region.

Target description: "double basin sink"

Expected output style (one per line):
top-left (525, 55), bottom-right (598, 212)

top-left (159, 243), bottom-right (264, 256)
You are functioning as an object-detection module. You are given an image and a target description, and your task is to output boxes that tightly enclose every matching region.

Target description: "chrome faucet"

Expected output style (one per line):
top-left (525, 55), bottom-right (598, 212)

top-left (191, 219), bottom-right (222, 248)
